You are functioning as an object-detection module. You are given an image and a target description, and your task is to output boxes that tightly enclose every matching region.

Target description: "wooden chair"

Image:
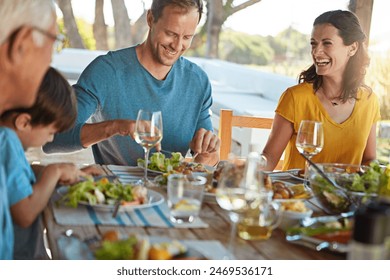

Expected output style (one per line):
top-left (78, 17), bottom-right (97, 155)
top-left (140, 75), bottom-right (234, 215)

top-left (218, 109), bottom-right (283, 170)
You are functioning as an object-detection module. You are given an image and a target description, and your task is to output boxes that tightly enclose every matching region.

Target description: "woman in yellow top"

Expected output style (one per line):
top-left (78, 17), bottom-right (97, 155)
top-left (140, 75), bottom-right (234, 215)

top-left (262, 10), bottom-right (380, 171)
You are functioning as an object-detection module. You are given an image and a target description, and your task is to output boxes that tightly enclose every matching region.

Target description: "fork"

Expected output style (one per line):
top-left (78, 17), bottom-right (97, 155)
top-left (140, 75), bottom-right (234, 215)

top-left (185, 148), bottom-right (198, 162)
top-left (112, 195), bottom-right (122, 218)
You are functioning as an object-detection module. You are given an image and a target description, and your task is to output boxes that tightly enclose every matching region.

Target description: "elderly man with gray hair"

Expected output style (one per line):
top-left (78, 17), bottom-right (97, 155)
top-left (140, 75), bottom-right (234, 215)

top-left (0, 0), bottom-right (59, 259)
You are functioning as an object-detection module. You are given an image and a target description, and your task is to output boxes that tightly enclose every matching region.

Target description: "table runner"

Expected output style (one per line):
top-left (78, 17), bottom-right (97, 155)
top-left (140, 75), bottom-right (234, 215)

top-left (52, 165), bottom-right (208, 228)
top-left (51, 199), bottom-right (208, 228)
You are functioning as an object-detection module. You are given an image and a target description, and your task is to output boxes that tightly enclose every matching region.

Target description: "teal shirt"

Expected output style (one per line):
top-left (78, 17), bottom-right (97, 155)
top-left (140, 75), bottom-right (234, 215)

top-left (45, 47), bottom-right (213, 166)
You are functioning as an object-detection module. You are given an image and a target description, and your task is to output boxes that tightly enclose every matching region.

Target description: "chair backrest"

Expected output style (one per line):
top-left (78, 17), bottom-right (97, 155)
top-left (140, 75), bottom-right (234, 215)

top-left (218, 109), bottom-right (283, 169)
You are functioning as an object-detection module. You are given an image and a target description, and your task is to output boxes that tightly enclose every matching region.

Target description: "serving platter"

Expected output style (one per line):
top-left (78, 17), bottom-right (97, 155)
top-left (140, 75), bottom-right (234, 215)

top-left (284, 215), bottom-right (352, 254)
top-left (58, 234), bottom-right (209, 260)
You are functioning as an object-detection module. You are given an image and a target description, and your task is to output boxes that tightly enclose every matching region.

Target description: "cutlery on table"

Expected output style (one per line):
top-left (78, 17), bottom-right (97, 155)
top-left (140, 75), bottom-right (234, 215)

top-left (112, 196), bottom-right (122, 218)
top-left (300, 211), bottom-right (354, 227)
top-left (286, 234), bottom-right (348, 253)
top-left (185, 148), bottom-right (198, 162)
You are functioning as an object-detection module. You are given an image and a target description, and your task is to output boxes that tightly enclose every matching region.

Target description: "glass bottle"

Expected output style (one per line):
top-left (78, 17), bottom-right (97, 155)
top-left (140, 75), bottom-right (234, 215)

top-left (348, 202), bottom-right (388, 260)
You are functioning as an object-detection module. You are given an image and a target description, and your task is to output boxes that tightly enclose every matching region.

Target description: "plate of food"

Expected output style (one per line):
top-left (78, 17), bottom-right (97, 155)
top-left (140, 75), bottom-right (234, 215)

top-left (137, 152), bottom-right (184, 174)
top-left (57, 177), bottom-right (164, 212)
top-left (88, 231), bottom-right (208, 260)
top-left (285, 215), bottom-right (352, 254)
top-left (270, 181), bottom-right (313, 202)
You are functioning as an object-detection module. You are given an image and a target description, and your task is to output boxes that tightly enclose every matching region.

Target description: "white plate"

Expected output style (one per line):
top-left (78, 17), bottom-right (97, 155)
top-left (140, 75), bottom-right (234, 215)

top-left (57, 186), bottom-right (164, 212)
top-left (267, 169), bottom-right (305, 181)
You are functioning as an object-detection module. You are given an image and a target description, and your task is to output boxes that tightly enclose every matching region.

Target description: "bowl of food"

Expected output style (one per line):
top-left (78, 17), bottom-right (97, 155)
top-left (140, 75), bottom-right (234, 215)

top-left (308, 162), bottom-right (385, 214)
top-left (278, 201), bottom-right (313, 231)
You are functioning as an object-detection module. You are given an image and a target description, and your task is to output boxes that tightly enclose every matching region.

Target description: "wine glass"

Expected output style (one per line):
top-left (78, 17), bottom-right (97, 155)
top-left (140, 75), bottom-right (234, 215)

top-left (134, 110), bottom-right (163, 187)
top-left (215, 154), bottom-right (263, 259)
top-left (295, 120), bottom-right (324, 182)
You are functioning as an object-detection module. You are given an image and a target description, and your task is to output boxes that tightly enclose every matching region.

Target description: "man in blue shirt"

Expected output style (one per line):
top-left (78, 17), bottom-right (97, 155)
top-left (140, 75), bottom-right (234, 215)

top-left (44, 0), bottom-right (220, 167)
top-left (0, 0), bottom-right (58, 259)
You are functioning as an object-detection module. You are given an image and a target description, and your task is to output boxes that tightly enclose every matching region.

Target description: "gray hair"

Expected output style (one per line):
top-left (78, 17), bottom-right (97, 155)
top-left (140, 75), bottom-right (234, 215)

top-left (0, 0), bottom-right (56, 45)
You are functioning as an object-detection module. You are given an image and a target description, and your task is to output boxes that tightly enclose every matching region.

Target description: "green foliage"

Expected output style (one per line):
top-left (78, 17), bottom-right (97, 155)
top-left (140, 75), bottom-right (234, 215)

top-left (219, 30), bottom-right (274, 65)
top-left (57, 18), bottom-right (96, 50)
top-left (366, 53), bottom-right (390, 120)
top-left (76, 19), bottom-right (96, 50)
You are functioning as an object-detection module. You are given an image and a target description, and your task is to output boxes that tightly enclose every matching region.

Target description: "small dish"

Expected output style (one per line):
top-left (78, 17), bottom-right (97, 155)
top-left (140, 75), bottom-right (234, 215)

top-left (278, 209), bottom-right (313, 231)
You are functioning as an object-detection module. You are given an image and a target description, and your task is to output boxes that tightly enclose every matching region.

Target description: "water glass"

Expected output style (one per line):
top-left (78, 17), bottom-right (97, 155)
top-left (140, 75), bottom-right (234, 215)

top-left (237, 190), bottom-right (281, 240)
top-left (167, 174), bottom-right (206, 224)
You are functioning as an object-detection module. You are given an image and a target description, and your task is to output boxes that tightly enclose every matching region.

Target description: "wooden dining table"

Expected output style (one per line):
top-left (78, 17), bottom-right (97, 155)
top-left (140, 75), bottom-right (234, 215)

top-left (42, 165), bottom-right (345, 260)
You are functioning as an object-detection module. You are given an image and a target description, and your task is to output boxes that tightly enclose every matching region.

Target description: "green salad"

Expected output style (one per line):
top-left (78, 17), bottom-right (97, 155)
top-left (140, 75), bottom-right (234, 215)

top-left (59, 177), bottom-right (135, 208)
top-left (137, 152), bottom-right (183, 173)
top-left (345, 162), bottom-right (388, 194)
top-left (94, 236), bottom-right (138, 260)
top-left (310, 162), bottom-right (390, 213)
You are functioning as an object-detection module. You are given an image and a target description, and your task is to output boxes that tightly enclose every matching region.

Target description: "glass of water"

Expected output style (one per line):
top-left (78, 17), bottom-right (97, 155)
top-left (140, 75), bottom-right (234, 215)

top-left (167, 174), bottom-right (206, 224)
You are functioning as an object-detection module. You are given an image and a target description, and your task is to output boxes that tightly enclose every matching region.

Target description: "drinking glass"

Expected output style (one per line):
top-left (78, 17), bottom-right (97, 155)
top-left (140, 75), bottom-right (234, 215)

top-left (134, 110), bottom-right (163, 187)
top-left (295, 120), bottom-right (324, 181)
top-left (167, 174), bottom-right (206, 224)
top-left (215, 154), bottom-right (263, 258)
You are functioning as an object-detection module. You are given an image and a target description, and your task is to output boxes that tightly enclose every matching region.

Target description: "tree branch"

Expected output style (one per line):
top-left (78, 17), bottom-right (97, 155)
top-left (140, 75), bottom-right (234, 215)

top-left (231, 0), bottom-right (262, 14)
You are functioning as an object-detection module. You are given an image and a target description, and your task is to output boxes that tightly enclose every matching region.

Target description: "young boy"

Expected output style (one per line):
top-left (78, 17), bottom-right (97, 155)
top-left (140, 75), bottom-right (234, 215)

top-left (0, 67), bottom-right (102, 259)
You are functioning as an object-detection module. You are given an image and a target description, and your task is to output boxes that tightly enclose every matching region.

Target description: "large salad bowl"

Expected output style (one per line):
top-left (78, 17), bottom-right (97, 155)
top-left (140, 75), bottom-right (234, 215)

top-left (308, 163), bottom-right (386, 214)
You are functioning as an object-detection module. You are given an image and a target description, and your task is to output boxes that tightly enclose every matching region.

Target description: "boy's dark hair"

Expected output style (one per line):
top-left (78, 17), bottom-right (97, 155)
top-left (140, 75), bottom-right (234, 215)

top-left (151, 0), bottom-right (203, 23)
top-left (1, 67), bottom-right (77, 132)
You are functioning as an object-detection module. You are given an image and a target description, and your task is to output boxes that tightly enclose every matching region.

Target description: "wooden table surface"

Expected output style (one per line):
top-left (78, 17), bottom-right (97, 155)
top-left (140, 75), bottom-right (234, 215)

top-left (42, 167), bottom-right (345, 260)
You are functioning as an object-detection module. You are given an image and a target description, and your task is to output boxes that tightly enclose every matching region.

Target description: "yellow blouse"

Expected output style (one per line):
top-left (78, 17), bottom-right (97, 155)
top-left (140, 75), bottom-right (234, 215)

top-left (275, 82), bottom-right (381, 170)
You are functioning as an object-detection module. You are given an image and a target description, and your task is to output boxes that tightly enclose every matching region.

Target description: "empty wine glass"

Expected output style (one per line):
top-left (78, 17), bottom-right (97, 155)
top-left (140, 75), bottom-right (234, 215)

top-left (134, 110), bottom-right (163, 187)
top-left (295, 120), bottom-right (324, 181)
top-left (215, 154), bottom-right (263, 258)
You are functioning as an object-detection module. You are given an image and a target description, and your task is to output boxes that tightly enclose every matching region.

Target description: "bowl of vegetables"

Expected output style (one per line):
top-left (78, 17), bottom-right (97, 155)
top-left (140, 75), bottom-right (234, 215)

top-left (308, 162), bottom-right (389, 214)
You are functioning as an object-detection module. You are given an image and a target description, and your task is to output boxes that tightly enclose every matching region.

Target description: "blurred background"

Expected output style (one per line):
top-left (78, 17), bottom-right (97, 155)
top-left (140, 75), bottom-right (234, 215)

top-left (33, 0), bottom-right (388, 165)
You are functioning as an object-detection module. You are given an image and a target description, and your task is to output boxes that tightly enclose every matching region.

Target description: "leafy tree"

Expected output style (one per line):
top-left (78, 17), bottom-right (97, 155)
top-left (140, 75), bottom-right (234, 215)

top-left (219, 30), bottom-right (273, 65)
top-left (204, 0), bottom-right (263, 58)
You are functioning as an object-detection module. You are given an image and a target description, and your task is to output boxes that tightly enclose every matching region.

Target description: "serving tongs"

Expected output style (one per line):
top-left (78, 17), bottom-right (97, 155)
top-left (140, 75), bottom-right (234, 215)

top-left (300, 211), bottom-right (354, 227)
top-left (300, 153), bottom-right (346, 193)
top-left (286, 233), bottom-right (349, 253)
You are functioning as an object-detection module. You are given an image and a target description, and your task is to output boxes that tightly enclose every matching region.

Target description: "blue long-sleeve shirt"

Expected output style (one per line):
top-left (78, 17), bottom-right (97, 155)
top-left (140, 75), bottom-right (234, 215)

top-left (44, 46), bottom-right (213, 166)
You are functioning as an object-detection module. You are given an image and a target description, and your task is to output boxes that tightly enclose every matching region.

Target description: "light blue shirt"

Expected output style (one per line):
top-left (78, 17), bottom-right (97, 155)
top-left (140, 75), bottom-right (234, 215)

top-left (44, 46), bottom-right (213, 166)
top-left (1, 127), bottom-right (37, 259)
top-left (0, 128), bottom-right (15, 259)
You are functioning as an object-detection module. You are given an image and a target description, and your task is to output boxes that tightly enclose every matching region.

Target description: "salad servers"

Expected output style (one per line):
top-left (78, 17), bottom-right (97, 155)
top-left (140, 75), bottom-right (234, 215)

top-left (286, 234), bottom-right (348, 253)
top-left (300, 212), bottom-right (354, 227)
top-left (300, 153), bottom-right (342, 191)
